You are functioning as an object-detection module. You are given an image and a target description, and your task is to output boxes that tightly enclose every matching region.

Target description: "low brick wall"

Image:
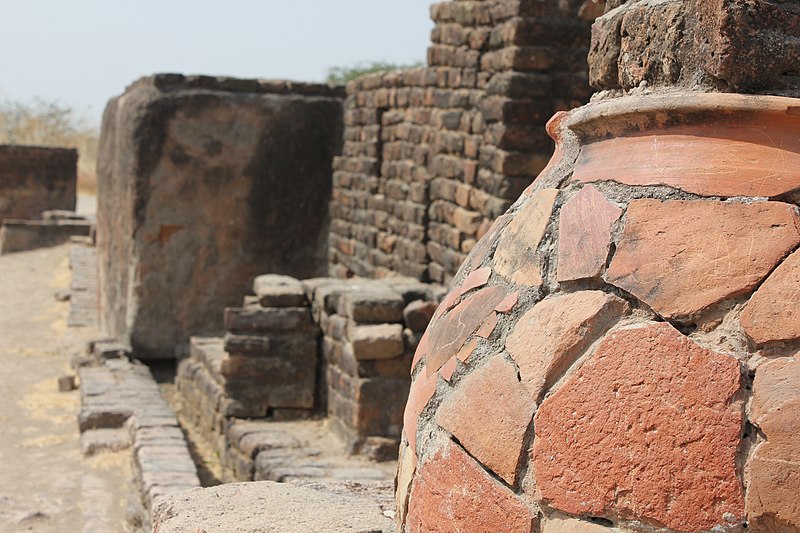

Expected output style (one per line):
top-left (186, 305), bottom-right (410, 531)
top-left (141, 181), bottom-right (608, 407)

top-left (0, 145), bottom-right (77, 224)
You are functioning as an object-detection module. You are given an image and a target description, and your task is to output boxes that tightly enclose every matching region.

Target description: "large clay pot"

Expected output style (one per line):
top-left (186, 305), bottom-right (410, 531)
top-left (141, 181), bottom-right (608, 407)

top-left (397, 93), bottom-right (800, 532)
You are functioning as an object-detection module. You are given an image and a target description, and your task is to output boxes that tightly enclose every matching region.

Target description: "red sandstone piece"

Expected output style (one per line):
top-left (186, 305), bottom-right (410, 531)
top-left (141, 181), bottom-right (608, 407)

top-left (406, 440), bottom-right (536, 533)
top-left (433, 266), bottom-right (491, 320)
top-left (494, 188), bottom-right (558, 287)
top-left (439, 357), bottom-right (457, 383)
top-left (456, 337), bottom-right (478, 363)
top-left (557, 185), bottom-right (621, 282)
top-left (425, 285), bottom-right (507, 377)
top-left (410, 329), bottom-right (429, 374)
top-left (740, 249), bottom-right (800, 345)
top-left (436, 357), bottom-right (535, 485)
top-left (747, 356), bottom-right (800, 529)
top-left (475, 311), bottom-right (497, 338)
top-left (495, 291), bottom-right (518, 313)
top-left (533, 322), bottom-right (744, 531)
top-left (402, 365), bottom-right (437, 454)
top-left (506, 291), bottom-right (627, 402)
top-left (606, 199), bottom-right (800, 320)
top-left (569, 94), bottom-right (800, 198)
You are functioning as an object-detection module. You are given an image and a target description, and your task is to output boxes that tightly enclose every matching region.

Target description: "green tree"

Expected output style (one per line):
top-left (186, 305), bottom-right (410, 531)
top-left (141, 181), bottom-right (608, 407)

top-left (326, 61), bottom-right (423, 84)
top-left (0, 96), bottom-right (99, 192)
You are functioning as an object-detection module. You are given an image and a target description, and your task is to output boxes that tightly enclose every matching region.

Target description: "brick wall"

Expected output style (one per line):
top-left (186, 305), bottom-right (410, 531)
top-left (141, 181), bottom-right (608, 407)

top-left (0, 145), bottom-right (77, 223)
top-left (329, 0), bottom-right (593, 285)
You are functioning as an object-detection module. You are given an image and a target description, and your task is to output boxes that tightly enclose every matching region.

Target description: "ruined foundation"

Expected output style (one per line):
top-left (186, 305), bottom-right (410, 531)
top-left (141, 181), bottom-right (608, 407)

top-left (0, 145), bottom-right (77, 224)
top-left (96, 75), bottom-right (344, 359)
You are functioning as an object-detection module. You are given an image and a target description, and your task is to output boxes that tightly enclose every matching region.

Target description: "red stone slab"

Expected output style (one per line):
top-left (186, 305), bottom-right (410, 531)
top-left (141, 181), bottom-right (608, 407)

top-left (533, 322), bottom-right (744, 531)
top-left (606, 199), bottom-right (800, 320)
top-left (747, 356), bottom-right (800, 530)
top-left (436, 357), bottom-right (535, 485)
top-left (557, 185), bottom-right (622, 282)
top-left (494, 188), bottom-right (558, 287)
top-left (740, 249), bottom-right (800, 345)
top-left (425, 285), bottom-right (507, 378)
top-left (506, 291), bottom-right (627, 402)
top-left (406, 440), bottom-right (537, 533)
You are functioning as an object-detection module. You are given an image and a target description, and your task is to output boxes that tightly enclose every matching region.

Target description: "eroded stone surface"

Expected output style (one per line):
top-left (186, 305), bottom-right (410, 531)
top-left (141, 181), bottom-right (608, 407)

top-left (406, 440), bottom-right (536, 533)
top-left (402, 365), bottom-right (437, 454)
top-left (436, 357), bottom-right (535, 485)
top-left (557, 185), bottom-right (621, 282)
top-left (747, 356), bottom-right (800, 530)
top-left (541, 514), bottom-right (615, 533)
top-left (533, 322), bottom-right (744, 531)
top-left (740, 249), bottom-right (800, 345)
top-left (506, 291), bottom-right (627, 402)
top-left (493, 188), bottom-right (558, 287)
top-left (425, 285), bottom-right (507, 376)
top-left (606, 199), bottom-right (800, 320)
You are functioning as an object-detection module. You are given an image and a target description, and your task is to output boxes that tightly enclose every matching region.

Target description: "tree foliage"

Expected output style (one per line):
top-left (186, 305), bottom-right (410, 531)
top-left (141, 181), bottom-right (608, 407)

top-left (326, 61), bottom-right (423, 84)
top-left (0, 97), bottom-right (98, 192)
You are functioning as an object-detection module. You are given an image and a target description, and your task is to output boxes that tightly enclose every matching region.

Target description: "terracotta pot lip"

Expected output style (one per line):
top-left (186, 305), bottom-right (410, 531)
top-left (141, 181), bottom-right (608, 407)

top-left (566, 91), bottom-right (800, 140)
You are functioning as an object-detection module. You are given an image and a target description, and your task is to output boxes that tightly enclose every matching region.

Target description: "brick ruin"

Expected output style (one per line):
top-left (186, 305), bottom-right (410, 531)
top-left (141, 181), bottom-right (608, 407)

top-left (96, 75), bottom-right (344, 359)
top-left (329, 1), bottom-right (594, 284)
top-left (0, 145), bottom-right (77, 224)
top-left (69, 0), bottom-right (800, 530)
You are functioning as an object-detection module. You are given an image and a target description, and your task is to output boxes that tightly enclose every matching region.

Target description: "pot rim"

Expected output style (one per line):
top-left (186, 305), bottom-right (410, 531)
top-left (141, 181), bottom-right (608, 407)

top-left (566, 91), bottom-right (800, 141)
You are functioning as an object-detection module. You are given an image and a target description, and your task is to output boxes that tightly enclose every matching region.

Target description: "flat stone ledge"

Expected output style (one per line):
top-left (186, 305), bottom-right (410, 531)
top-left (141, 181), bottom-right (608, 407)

top-left (152, 480), bottom-right (394, 533)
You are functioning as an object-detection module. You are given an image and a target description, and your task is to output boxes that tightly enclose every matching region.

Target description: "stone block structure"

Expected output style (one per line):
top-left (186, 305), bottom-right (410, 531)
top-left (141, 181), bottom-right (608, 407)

top-left (329, 1), bottom-right (594, 285)
top-left (175, 273), bottom-right (441, 482)
top-left (397, 1), bottom-right (800, 531)
top-left (96, 74), bottom-right (344, 359)
top-left (0, 145), bottom-right (77, 224)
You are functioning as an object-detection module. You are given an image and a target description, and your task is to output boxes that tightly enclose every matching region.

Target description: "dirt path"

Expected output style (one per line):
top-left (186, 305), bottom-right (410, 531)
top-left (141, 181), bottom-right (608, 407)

top-left (0, 244), bottom-right (131, 532)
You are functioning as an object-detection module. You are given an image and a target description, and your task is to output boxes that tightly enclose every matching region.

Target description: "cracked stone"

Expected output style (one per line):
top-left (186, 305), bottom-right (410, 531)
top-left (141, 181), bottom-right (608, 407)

top-left (606, 199), bottom-right (800, 320)
top-left (557, 185), bottom-right (621, 282)
top-left (506, 290), bottom-right (627, 402)
top-left (740, 248), bottom-right (800, 345)
top-left (436, 357), bottom-right (535, 485)
top-left (406, 440), bottom-right (536, 532)
top-left (533, 322), bottom-right (744, 531)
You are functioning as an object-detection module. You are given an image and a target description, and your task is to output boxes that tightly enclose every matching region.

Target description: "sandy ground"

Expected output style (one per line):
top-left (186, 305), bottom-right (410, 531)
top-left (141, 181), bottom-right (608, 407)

top-left (0, 244), bottom-right (131, 532)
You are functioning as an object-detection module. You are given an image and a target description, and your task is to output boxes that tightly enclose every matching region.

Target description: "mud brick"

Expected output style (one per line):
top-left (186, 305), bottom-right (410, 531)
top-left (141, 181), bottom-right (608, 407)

top-left (223, 333), bottom-right (271, 356)
top-left (224, 307), bottom-right (314, 334)
top-left (348, 324), bottom-right (405, 360)
top-left (339, 289), bottom-right (405, 323)
top-left (253, 276), bottom-right (307, 307)
top-left (403, 300), bottom-right (437, 332)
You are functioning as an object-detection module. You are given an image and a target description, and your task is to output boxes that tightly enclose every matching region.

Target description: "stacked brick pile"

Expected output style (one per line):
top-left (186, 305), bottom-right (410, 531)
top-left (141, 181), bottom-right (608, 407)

top-left (396, 69), bottom-right (800, 533)
top-left (329, 0), bottom-right (593, 285)
top-left (308, 277), bottom-right (442, 459)
top-left (174, 274), bottom-right (442, 479)
top-left (176, 275), bottom-right (319, 446)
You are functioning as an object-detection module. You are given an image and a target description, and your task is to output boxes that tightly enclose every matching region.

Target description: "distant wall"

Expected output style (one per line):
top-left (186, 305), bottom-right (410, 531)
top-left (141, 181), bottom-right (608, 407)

top-left (329, 0), bottom-right (593, 285)
top-left (97, 74), bottom-right (344, 359)
top-left (0, 145), bottom-right (77, 223)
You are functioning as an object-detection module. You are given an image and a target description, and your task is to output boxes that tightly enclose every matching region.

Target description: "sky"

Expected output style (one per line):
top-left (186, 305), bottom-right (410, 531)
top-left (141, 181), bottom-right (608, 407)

top-left (1, 0), bottom-right (434, 126)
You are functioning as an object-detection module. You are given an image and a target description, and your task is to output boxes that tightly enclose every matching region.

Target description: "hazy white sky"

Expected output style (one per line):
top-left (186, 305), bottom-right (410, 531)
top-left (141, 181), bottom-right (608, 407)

top-left (1, 0), bottom-right (433, 125)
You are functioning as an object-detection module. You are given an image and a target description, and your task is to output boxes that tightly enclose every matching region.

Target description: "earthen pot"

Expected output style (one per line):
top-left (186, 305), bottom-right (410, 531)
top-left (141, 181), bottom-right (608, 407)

top-left (397, 93), bottom-right (800, 533)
